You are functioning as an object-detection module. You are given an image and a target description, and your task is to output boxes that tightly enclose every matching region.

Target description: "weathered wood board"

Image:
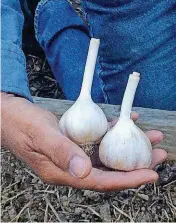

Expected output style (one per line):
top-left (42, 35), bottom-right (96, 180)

top-left (33, 97), bottom-right (176, 160)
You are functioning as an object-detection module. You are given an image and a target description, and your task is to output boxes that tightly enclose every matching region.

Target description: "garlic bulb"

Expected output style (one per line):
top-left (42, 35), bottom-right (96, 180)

top-left (99, 72), bottom-right (152, 171)
top-left (59, 38), bottom-right (108, 145)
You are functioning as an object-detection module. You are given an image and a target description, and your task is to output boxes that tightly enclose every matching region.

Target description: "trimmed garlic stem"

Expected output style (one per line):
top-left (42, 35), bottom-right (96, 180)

top-left (79, 38), bottom-right (100, 100)
top-left (120, 72), bottom-right (140, 120)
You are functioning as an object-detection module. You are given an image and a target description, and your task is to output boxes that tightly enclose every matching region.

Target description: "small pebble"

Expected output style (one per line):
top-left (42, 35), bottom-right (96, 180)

top-left (61, 195), bottom-right (68, 201)
top-left (35, 65), bottom-right (41, 71)
top-left (81, 213), bottom-right (86, 218)
top-left (141, 207), bottom-right (146, 211)
top-left (75, 207), bottom-right (83, 215)
top-left (62, 201), bottom-right (68, 207)
top-left (152, 207), bottom-right (156, 214)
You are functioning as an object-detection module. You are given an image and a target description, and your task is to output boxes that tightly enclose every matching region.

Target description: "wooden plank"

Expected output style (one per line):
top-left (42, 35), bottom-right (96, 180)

top-left (33, 97), bottom-right (176, 157)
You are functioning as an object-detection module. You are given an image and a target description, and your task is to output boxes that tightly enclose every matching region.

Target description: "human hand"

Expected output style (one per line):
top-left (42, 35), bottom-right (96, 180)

top-left (1, 92), bottom-right (167, 191)
top-left (1, 92), bottom-right (92, 180)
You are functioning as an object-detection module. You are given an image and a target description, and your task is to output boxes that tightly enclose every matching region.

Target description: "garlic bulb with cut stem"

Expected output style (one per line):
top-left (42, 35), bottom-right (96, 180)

top-left (99, 72), bottom-right (152, 171)
top-left (59, 38), bottom-right (108, 145)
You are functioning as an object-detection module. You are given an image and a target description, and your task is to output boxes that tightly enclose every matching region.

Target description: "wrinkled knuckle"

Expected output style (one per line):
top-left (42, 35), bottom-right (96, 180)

top-left (50, 145), bottom-right (61, 163)
top-left (54, 136), bottom-right (68, 152)
top-left (56, 139), bottom-right (65, 151)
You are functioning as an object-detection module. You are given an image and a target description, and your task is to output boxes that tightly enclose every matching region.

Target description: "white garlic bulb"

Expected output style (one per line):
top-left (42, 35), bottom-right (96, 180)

top-left (59, 38), bottom-right (108, 145)
top-left (99, 72), bottom-right (152, 171)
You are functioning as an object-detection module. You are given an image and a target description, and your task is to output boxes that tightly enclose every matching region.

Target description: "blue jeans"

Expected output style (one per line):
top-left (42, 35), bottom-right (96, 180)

top-left (35, 0), bottom-right (176, 110)
top-left (2, 0), bottom-right (175, 110)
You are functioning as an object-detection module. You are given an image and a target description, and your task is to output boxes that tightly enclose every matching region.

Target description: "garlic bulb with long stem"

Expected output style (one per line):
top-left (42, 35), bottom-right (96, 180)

top-left (59, 38), bottom-right (108, 145)
top-left (99, 72), bottom-right (152, 171)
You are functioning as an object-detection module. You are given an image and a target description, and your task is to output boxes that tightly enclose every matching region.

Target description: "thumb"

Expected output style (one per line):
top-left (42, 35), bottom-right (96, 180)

top-left (38, 129), bottom-right (92, 179)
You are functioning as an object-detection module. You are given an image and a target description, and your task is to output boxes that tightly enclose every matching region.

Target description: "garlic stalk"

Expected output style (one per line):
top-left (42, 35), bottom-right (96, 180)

top-left (59, 38), bottom-right (108, 145)
top-left (99, 72), bottom-right (152, 171)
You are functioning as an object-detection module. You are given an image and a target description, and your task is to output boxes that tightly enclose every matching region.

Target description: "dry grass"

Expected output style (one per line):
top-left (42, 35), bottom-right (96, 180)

top-left (1, 145), bottom-right (176, 222)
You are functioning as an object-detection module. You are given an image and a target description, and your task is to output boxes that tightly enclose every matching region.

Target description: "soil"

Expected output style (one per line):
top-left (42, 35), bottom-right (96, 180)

top-left (1, 0), bottom-right (176, 222)
top-left (1, 144), bottom-right (176, 222)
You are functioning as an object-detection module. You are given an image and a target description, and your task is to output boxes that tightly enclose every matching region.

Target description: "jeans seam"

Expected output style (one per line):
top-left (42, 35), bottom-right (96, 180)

top-left (81, 1), bottom-right (109, 104)
top-left (97, 59), bottom-right (109, 104)
top-left (34, 0), bottom-right (72, 43)
top-left (34, 0), bottom-right (51, 42)
top-left (81, 1), bottom-right (93, 37)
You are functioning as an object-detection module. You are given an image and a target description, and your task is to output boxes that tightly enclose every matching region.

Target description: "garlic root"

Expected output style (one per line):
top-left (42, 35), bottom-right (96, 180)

top-left (81, 144), bottom-right (95, 157)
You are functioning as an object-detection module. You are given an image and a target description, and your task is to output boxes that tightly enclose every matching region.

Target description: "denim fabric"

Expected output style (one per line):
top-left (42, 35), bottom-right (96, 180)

top-left (35, 0), bottom-right (176, 110)
top-left (1, 0), bottom-right (33, 101)
top-left (2, 0), bottom-right (176, 110)
top-left (81, 0), bottom-right (176, 110)
top-left (20, 0), bottom-right (42, 55)
top-left (35, 0), bottom-right (104, 102)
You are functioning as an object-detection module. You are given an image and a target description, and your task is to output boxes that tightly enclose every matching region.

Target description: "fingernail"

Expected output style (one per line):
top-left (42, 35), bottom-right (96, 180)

top-left (69, 155), bottom-right (86, 178)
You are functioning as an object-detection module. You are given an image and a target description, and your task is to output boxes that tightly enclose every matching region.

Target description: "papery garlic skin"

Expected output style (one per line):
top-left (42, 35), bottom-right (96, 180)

top-left (99, 119), bottom-right (152, 171)
top-left (59, 98), bottom-right (108, 145)
top-left (59, 38), bottom-right (108, 145)
top-left (99, 72), bottom-right (152, 171)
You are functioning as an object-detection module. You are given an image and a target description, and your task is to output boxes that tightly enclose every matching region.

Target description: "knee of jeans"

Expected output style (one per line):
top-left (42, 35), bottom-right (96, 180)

top-left (34, 0), bottom-right (89, 46)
